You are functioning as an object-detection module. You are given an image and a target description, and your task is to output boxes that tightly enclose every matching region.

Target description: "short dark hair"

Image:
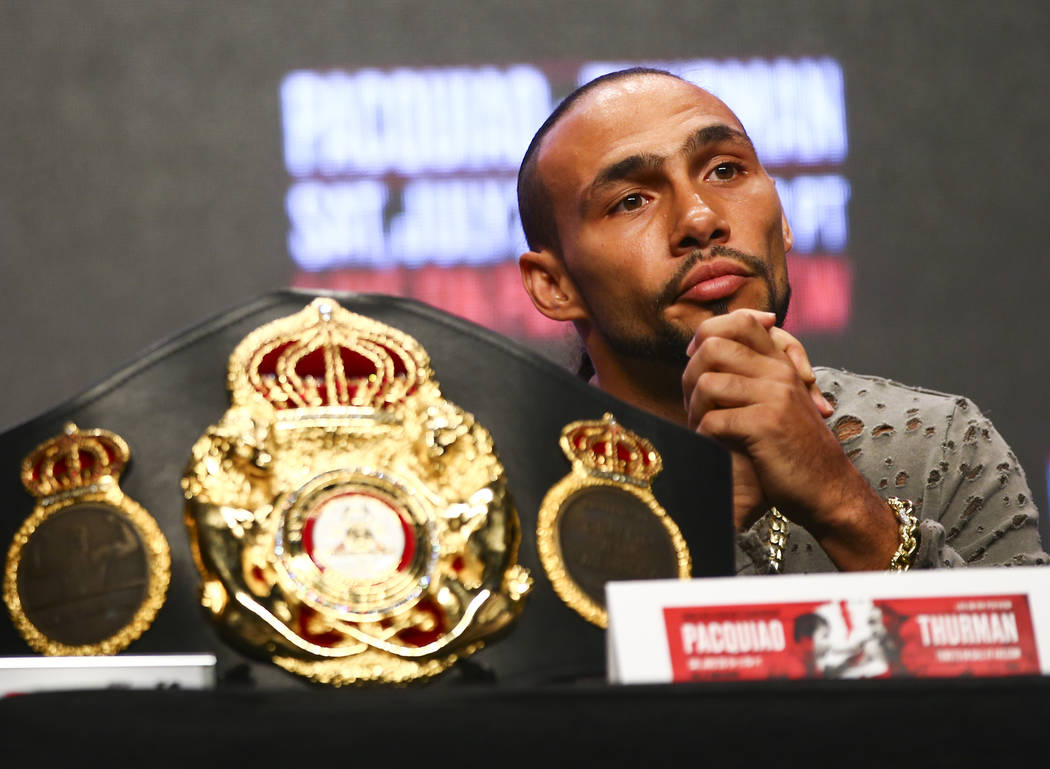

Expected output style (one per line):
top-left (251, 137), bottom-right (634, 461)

top-left (516, 67), bottom-right (683, 254)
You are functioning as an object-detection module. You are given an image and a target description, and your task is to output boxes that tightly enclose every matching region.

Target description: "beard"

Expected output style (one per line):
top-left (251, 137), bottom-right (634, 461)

top-left (587, 246), bottom-right (790, 367)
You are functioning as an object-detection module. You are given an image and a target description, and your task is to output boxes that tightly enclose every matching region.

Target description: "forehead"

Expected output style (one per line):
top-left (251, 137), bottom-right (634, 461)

top-left (536, 75), bottom-right (746, 199)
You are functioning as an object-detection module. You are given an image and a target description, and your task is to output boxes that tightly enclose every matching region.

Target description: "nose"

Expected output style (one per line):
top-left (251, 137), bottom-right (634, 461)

top-left (670, 189), bottom-right (729, 256)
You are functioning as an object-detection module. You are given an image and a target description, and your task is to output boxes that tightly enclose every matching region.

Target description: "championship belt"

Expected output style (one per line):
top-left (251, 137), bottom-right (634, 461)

top-left (182, 298), bottom-right (531, 685)
top-left (537, 414), bottom-right (691, 627)
top-left (3, 424), bottom-right (170, 655)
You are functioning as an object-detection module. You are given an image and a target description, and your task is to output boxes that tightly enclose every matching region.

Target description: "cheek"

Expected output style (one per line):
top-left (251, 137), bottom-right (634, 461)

top-left (570, 235), bottom-right (655, 294)
top-left (728, 186), bottom-right (785, 239)
top-left (564, 210), bottom-right (674, 307)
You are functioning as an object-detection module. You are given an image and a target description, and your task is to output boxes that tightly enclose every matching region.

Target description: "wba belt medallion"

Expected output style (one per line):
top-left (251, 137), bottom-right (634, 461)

top-left (4, 424), bottom-right (171, 655)
top-left (182, 298), bottom-right (531, 685)
top-left (537, 414), bottom-right (691, 628)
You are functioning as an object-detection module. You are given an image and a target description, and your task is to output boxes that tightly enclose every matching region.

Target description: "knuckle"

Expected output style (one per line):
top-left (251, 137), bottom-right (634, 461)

top-left (695, 316), bottom-right (719, 339)
top-left (698, 411), bottom-right (720, 435)
top-left (742, 312), bottom-right (764, 333)
top-left (770, 358), bottom-right (797, 382)
top-left (771, 380), bottom-right (796, 406)
top-left (771, 327), bottom-right (798, 347)
top-left (700, 336), bottom-right (732, 361)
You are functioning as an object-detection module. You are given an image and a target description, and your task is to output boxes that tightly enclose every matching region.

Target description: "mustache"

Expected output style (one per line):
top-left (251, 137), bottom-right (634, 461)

top-left (654, 246), bottom-right (772, 310)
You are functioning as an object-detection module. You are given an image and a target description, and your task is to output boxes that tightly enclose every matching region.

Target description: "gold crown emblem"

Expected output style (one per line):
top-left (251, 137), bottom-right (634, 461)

top-left (559, 413), bottom-right (662, 484)
top-left (228, 298), bottom-right (432, 412)
top-left (21, 423), bottom-right (130, 498)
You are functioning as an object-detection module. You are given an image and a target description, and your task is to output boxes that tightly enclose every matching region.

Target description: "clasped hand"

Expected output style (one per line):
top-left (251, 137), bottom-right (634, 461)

top-left (682, 309), bottom-right (857, 536)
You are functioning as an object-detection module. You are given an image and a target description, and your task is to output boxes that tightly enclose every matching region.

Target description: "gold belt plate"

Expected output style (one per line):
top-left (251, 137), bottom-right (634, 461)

top-left (182, 298), bottom-right (530, 685)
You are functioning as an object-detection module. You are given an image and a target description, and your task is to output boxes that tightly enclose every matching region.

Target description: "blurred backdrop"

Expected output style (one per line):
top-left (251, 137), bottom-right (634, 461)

top-left (1, 0), bottom-right (1047, 522)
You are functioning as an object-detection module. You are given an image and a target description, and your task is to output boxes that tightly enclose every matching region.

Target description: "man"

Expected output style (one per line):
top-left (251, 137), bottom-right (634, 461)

top-left (517, 68), bottom-right (1047, 574)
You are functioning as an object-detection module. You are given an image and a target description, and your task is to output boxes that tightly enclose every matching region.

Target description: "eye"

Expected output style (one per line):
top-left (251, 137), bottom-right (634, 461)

top-left (707, 162), bottom-right (743, 182)
top-left (612, 192), bottom-right (649, 213)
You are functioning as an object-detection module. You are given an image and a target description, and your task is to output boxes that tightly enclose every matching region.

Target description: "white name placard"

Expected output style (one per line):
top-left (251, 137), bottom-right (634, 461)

top-left (606, 568), bottom-right (1050, 684)
top-left (0, 654), bottom-right (217, 698)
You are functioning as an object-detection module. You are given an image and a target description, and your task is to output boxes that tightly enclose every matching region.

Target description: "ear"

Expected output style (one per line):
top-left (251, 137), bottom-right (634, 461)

top-left (780, 210), bottom-right (794, 254)
top-left (519, 248), bottom-right (588, 322)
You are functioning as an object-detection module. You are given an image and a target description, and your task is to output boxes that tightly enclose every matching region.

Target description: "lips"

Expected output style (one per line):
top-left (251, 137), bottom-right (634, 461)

top-left (676, 258), bottom-right (752, 303)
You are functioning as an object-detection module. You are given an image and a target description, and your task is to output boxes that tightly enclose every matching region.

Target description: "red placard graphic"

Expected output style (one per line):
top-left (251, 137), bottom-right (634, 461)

top-left (663, 594), bottom-right (1039, 682)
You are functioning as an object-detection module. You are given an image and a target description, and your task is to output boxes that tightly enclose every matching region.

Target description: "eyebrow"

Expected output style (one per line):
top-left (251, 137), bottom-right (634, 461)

top-left (585, 152), bottom-right (666, 202)
top-left (682, 124), bottom-right (754, 156)
top-left (582, 123), bottom-right (755, 210)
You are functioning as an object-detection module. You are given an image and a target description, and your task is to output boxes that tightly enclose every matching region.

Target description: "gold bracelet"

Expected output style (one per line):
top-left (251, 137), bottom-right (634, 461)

top-left (767, 507), bottom-right (789, 574)
top-left (887, 497), bottom-right (919, 571)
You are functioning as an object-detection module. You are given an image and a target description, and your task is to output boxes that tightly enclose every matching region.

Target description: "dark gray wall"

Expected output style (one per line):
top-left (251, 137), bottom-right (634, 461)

top-left (1, 1), bottom-right (1048, 518)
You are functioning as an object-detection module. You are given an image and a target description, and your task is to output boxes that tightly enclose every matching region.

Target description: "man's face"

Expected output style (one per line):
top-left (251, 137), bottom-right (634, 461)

top-left (535, 75), bottom-right (792, 365)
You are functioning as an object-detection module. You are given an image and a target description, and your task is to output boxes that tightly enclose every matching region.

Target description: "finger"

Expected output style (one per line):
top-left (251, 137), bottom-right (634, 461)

top-left (691, 371), bottom-right (756, 409)
top-left (696, 402), bottom-right (757, 445)
top-left (684, 371), bottom-right (754, 430)
top-left (733, 308), bottom-right (777, 329)
top-left (768, 327), bottom-right (833, 416)
top-left (769, 327), bottom-right (814, 384)
top-left (686, 334), bottom-right (795, 386)
top-left (809, 382), bottom-right (835, 417)
top-left (684, 331), bottom-right (832, 421)
top-left (687, 309), bottom-right (776, 356)
top-left (769, 331), bottom-right (834, 417)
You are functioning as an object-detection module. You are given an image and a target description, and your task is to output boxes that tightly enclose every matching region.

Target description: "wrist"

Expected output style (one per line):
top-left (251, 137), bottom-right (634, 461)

top-left (797, 475), bottom-right (902, 572)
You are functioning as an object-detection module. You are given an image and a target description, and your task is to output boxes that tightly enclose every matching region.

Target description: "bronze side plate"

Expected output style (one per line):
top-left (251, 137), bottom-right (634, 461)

top-left (4, 424), bottom-right (170, 655)
top-left (538, 413), bottom-right (691, 627)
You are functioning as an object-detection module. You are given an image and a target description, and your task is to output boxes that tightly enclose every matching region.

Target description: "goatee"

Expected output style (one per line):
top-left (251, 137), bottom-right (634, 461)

top-left (586, 246), bottom-right (790, 368)
top-left (605, 246), bottom-right (791, 365)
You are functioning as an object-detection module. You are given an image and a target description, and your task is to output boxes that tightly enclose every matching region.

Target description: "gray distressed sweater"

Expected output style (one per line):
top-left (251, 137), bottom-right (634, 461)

top-left (735, 368), bottom-right (1049, 574)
